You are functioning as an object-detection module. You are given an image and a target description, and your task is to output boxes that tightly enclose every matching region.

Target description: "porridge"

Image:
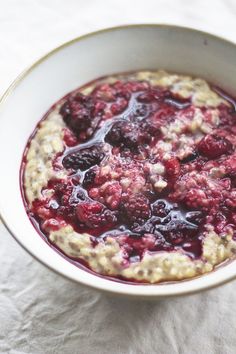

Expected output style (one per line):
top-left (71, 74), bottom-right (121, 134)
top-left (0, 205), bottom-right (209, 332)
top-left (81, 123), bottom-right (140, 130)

top-left (22, 70), bottom-right (236, 283)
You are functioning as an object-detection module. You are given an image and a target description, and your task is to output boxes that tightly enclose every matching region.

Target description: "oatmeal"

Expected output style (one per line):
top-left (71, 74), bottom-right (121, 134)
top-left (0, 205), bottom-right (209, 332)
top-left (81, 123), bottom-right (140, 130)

top-left (22, 70), bottom-right (236, 283)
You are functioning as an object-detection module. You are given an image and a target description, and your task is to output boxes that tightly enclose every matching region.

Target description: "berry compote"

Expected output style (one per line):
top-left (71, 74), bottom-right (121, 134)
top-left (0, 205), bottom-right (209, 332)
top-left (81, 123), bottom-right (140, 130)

top-left (22, 71), bottom-right (236, 283)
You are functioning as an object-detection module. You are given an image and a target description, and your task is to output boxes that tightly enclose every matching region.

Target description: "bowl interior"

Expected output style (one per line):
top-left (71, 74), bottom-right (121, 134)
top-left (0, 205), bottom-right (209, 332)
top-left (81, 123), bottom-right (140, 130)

top-left (1, 25), bottom-right (236, 297)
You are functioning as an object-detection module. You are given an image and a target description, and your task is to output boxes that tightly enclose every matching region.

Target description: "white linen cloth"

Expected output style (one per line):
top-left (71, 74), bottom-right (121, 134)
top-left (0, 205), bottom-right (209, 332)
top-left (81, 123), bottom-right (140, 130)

top-left (1, 1), bottom-right (236, 352)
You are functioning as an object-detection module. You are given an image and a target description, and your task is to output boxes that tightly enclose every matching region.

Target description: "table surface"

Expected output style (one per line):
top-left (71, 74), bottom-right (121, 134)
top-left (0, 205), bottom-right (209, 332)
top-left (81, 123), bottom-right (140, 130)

top-left (1, 1), bottom-right (236, 353)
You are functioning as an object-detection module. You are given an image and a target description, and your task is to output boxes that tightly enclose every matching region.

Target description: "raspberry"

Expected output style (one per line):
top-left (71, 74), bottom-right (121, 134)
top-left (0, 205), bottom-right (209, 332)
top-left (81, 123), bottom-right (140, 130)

top-left (89, 181), bottom-right (122, 210)
top-left (76, 201), bottom-right (117, 228)
top-left (63, 128), bottom-right (78, 147)
top-left (170, 171), bottom-right (231, 211)
top-left (197, 134), bottom-right (232, 159)
top-left (119, 193), bottom-right (150, 226)
top-left (164, 157), bottom-right (180, 187)
top-left (110, 98), bottom-right (128, 115)
top-left (32, 199), bottom-right (53, 220)
top-left (62, 144), bottom-right (104, 171)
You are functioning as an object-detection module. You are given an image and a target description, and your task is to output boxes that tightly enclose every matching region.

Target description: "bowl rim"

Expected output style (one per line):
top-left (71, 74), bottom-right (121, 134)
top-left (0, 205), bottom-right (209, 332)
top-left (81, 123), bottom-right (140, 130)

top-left (1, 23), bottom-right (236, 298)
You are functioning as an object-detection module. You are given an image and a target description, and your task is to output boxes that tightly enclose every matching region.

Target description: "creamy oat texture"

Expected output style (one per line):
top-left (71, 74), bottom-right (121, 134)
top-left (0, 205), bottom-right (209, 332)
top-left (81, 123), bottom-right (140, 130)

top-left (24, 70), bottom-right (236, 283)
top-left (25, 107), bottom-right (67, 203)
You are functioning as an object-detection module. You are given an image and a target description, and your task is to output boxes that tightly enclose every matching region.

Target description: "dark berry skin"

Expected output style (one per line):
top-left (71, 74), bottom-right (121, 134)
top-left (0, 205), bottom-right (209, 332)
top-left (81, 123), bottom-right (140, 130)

top-left (119, 193), bottom-right (151, 227)
top-left (105, 120), bottom-right (150, 151)
top-left (133, 204), bottom-right (203, 247)
top-left (165, 157), bottom-right (180, 178)
top-left (62, 145), bottom-right (104, 171)
top-left (76, 201), bottom-right (117, 229)
top-left (155, 210), bottom-right (199, 245)
top-left (60, 93), bottom-right (105, 141)
top-left (197, 134), bottom-right (233, 159)
top-left (83, 168), bottom-right (97, 188)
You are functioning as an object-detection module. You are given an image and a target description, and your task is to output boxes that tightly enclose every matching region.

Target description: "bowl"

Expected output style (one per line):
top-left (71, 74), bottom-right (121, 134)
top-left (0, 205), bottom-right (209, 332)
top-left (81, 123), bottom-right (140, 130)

top-left (1, 24), bottom-right (236, 298)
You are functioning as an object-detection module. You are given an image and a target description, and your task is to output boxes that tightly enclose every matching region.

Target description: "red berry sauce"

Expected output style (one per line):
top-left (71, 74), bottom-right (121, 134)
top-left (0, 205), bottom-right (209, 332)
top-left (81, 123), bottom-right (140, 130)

top-left (22, 75), bottom-right (236, 277)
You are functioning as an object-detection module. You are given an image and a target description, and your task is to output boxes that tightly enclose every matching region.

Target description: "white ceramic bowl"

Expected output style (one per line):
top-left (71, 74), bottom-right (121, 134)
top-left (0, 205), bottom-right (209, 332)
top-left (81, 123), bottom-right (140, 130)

top-left (1, 25), bottom-right (236, 298)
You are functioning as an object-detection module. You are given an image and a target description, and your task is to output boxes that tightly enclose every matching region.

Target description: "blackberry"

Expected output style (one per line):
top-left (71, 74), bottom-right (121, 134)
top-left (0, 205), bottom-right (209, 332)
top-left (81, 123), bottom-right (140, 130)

top-left (105, 121), bottom-right (150, 151)
top-left (62, 144), bottom-right (104, 171)
top-left (60, 93), bottom-right (105, 140)
top-left (197, 134), bottom-right (232, 159)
